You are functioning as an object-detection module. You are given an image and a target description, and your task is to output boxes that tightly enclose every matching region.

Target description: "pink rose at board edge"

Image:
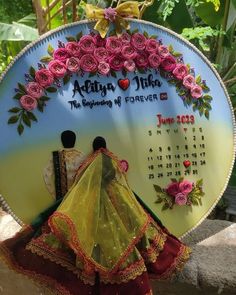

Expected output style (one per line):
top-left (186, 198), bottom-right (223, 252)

top-left (109, 55), bottom-right (124, 71)
top-left (104, 7), bottom-right (117, 22)
top-left (158, 45), bottom-right (169, 58)
top-left (35, 69), bottom-right (54, 88)
top-left (175, 193), bottom-right (188, 206)
top-left (131, 33), bottom-right (147, 51)
top-left (135, 52), bottom-right (148, 68)
top-left (121, 45), bottom-right (137, 60)
top-left (161, 55), bottom-right (177, 72)
top-left (98, 61), bottom-right (110, 75)
top-left (80, 54), bottom-right (98, 72)
top-left (26, 82), bottom-right (44, 99)
top-left (79, 35), bottom-right (96, 54)
top-left (94, 34), bottom-right (106, 47)
top-left (94, 47), bottom-right (109, 62)
top-left (166, 181), bottom-right (180, 197)
top-left (20, 95), bottom-right (37, 111)
top-left (124, 60), bottom-right (136, 72)
top-left (120, 159), bottom-right (129, 173)
top-left (120, 32), bottom-right (131, 45)
top-left (53, 48), bottom-right (70, 62)
top-left (106, 36), bottom-right (122, 54)
top-left (172, 64), bottom-right (188, 80)
top-left (66, 57), bottom-right (80, 73)
top-left (48, 60), bottom-right (67, 78)
top-left (65, 42), bottom-right (81, 57)
top-left (183, 74), bottom-right (195, 89)
top-left (146, 39), bottom-right (159, 53)
top-left (191, 84), bottom-right (203, 99)
top-left (179, 180), bottom-right (193, 195)
top-left (148, 53), bottom-right (161, 68)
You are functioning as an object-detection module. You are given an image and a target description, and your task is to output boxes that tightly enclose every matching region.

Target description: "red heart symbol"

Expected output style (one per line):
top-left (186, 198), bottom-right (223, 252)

top-left (118, 78), bottom-right (130, 91)
top-left (183, 160), bottom-right (191, 168)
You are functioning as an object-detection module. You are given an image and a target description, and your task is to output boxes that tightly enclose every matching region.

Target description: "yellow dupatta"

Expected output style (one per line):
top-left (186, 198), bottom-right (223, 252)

top-left (49, 149), bottom-right (150, 273)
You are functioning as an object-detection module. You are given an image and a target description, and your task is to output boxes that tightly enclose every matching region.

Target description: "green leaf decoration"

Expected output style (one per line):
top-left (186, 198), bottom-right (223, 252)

top-left (63, 74), bottom-right (71, 85)
top-left (143, 31), bottom-right (149, 38)
top-left (203, 102), bottom-right (212, 110)
top-left (13, 93), bottom-right (23, 100)
top-left (47, 44), bottom-right (54, 56)
top-left (76, 31), bottom-right (83, 41)
top-left (205, 109), bottom-right (210, 119)
top-left (89, 72), bottom-right (97, 78)
top-left (18, 83), bottom-right (27, 94)
top-left (196, 179), bottom-right (203, 188)
top-left (8, 107), bottom-right (21, 113)
top-left (196, 75), bottom-right (202, 84)
top-left (168, 44), bottom-right (174, 53)
top-left (27, 111), bottom-right (38, 122)
top-left (8, 115), bottom-right (19, 124)
top-left (17, 123), bottom-right (24, 135)
top-left (46, 87), bottom-right (57, 93)
top-left (22, 113), bottom-right (31, 127)
top-left (29, 66), bottom-right (36, 78)
top-left (66, 36), bottom-right (76, 42)
top-left (202, 84), bottom-right (210, 91)
top-left (40, 96), bottom-right (50, 101)
top-left (132, 29), bottom-right (139, 34)
top-left (137, 68), bottom-right (146, 74)
top-left (122, 69), bottom-right (127, 77)
top-left (171, 178), bottom-right (178, 182)
top-left (150, 35), bottom-right (158, 39)
top-left (37, 101), bottom-right (44, 112)
top-left (153, 184), bottom-right (163, 193)
top-left (40, 56), bottom-right (53, 63)
top-left (155, 198), bottom-right (163, 204)
top-left (110, 70), bottom-right (117, 78)
top-left (172, 51), bottom-right (182, 57)
top-left (203, 94), bottom-right (212, 101)
top-left (162, 203), bottom-right (170, 211)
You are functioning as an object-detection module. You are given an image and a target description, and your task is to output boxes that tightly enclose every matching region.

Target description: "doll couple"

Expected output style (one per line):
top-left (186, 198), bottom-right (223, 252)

top-left (0, 131), bottom-right (191, 295)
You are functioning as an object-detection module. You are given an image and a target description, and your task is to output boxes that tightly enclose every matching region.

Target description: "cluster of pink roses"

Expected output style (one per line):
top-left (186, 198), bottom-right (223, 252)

top-left (166, 180), bottom-right (193, 206)
top-left (19, 32), bottom-right (204, 111)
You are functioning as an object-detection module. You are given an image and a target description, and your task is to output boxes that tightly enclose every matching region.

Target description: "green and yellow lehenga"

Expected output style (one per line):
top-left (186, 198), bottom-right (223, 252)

top-left (0, 148), bottom-right (191, 295)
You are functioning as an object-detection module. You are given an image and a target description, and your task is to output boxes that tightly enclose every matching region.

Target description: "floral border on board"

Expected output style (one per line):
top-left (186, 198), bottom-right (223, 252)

top-left (8, 29), bottom-right (212, 135)
top-left (154, 178), bottom-right (205, 210)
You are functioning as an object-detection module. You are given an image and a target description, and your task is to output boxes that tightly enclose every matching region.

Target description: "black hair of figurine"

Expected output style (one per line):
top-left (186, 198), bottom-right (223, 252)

top-left (61, 130), bottom-right (76, 148)
top-left (93, 136), bottom-right (107, 151)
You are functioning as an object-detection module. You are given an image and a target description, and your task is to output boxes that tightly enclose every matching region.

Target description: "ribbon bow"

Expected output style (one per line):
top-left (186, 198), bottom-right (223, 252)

top-left (85, 2), bottom-right (140, 38)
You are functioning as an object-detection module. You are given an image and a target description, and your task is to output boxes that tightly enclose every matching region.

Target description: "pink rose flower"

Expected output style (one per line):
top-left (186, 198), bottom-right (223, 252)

top-left (66, 57), bottom-right (80, 73)
top-left (183, 74), bottom-right (195, 89)
top-left (124, 60), bottom-right (136, 72)
top-left (79, 35), bottom-right (96, 54)
top-left (121, 45), bottom-right (137, 60)
top-left (65, 42), bottom-right (81, 57)
top-left (191, 85), bottom-right (203, 99)
top-left (131, 33), bottom-right (147, 51)
top-left (98, 61), bottom-right (110, 75)
top-left (120, 32), bottom-right (131, 45)
top-left (48, 60), bottom-right (67, 78)
top-left (106, 36), bottom-right (122, 54)
top-left (53, 48), bottom-right (70, 62)
top-left (80, 54), bottom-right (98, 72)
top-left (161, 55), bottom-right (177, 72)
top-left (35, 69), bottom-right (54, 88)
top-left (120, 159), bottom-right (129, 173)
top-left (20, 95), bottom-right (37, 111)
top-left (146, 39), bottom-right (159, 53)
top-left (94, 34), bottom-right (106, 47)
top-left (104, 7), bottom-right (117, 22)
top-left (175, 193), bottom-right (188, 206)
top-left (179, 180), bottom-right (193, 195)
top-left (109, 55), bottom-right (124, 71)
top-left (94, 47), bottom-right (109, 62)
top-left (166, 182), bottom-right (179, 197)
top-left (172, 64), bottom-right (188, 80)
top-left (135, 52), bottom-right (149, 68)
top-left (26, 82), bottom-right (44, 99)
top-left (148, 53), bottom-right (161, 68)
top-left (158, 45), bottom-right (169, 58)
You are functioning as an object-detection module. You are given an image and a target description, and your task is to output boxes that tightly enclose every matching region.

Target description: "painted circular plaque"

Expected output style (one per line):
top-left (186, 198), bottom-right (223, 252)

top-left (0, 20), bottom-right (235, 237)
